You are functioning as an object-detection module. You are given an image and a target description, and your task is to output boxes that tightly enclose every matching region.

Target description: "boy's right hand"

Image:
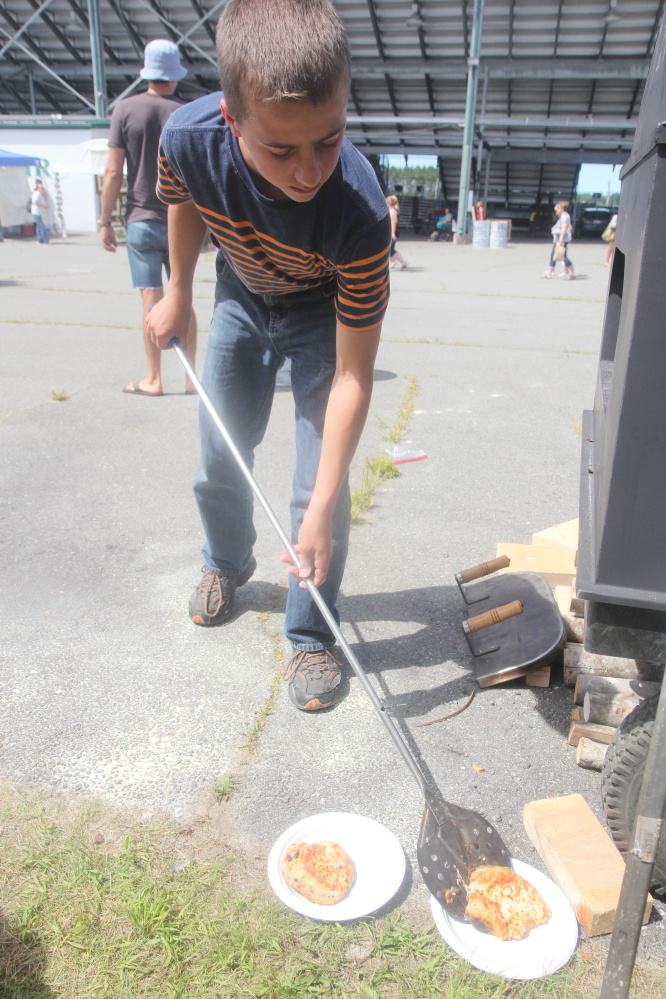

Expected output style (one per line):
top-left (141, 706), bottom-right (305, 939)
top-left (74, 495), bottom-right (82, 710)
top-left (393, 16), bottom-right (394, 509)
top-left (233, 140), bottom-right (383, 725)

top-left (147, 292), bottom-right (192, 350)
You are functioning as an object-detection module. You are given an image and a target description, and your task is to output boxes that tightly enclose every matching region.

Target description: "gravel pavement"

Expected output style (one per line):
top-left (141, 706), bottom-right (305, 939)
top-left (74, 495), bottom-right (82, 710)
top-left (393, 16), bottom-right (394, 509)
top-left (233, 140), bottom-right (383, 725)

top-left (2, 232), bottom-right (664, 968)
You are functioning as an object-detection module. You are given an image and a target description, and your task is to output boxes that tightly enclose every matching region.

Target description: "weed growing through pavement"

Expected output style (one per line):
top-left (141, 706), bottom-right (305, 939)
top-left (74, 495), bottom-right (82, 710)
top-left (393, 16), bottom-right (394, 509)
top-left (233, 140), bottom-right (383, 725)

top-left (350, 375), bottom-right (417, 521)
top-left (50, 390), bottom-right (68, 401)
top-left (386, 374), bottom-right (418, 443)
top-left (0, 784), bottom-right (658, 999)
top-left (350, 452), bottom-right (400, 521)
top-left (213, 772), bottom-right (238, 801)
top-left (237, 599), bottom-right (285, 759)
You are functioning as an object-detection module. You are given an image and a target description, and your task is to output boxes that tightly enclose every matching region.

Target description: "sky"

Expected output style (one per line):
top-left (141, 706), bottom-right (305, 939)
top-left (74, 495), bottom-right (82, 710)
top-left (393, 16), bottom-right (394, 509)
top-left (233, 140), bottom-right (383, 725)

top-left (386, 155), bottom-right (623, 195)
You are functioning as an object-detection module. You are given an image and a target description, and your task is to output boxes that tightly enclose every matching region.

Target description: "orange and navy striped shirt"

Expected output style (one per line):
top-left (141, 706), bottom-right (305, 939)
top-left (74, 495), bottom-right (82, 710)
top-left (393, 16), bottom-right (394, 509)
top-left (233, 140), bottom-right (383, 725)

top-left (157, 94), bottom-right (391, 331)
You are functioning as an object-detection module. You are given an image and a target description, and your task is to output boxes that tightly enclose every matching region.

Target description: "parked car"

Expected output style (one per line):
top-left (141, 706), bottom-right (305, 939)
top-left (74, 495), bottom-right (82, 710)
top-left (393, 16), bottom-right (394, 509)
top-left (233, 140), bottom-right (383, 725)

top-left (576, 207), bottom-right (613, 238)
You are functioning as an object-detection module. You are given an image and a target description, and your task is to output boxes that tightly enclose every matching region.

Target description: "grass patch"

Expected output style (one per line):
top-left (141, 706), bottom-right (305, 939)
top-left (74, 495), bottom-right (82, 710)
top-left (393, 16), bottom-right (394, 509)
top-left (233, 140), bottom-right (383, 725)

top-left (213, 772), bottom-right (238, 802)
top-left (350, 452), bottom-right (400, 521)
top-left (237, 604), bottom-right (285, 759)
top-left (350, 375), bottom-right (418, 522)
top-left (50, 390), bottom-right (69, 402)
top-left (0, 784), bottom-right (659, 999)
top-left (385, 375), bottom-right (418, 444)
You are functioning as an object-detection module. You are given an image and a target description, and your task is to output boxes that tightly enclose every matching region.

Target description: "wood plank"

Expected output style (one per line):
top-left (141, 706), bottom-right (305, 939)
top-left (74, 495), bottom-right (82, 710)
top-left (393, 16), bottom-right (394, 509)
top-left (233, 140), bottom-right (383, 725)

top-left (531, 518), bottom-right (579, 554)
top-left (495, 543), bottom-right (576, 588)
top-left (553, 584), bottom-right (573, 617)
top-left (525, 665), bottom-right (551, 687)
top-left (523, 794), bottom-right (652, 936)
top-left (568, 721), bottom-right (615, 747)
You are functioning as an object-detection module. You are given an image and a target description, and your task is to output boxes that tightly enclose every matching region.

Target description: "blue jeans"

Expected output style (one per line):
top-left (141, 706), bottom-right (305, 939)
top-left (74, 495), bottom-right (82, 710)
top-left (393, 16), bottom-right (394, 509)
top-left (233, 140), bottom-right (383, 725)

top-left (126, 220), bottom-right (170, 289)
top-left (550, 243), bottom-right (573, 269)
top-left (194, 256), bottom-right (351, 651)
top-left (32, 214), bottom-right (49, 243)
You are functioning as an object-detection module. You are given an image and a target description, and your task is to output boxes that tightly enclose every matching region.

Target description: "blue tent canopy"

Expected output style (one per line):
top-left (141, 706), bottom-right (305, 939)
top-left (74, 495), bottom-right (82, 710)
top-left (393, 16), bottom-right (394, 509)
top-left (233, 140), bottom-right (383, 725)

top-left (0, 148), bottom-right (40, 167)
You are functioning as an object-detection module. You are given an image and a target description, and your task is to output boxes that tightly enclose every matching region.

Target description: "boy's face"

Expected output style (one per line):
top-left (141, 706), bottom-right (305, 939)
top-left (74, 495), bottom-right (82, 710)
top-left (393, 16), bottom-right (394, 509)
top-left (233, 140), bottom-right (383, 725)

top-left (220, 82), bottom-right (348, 202)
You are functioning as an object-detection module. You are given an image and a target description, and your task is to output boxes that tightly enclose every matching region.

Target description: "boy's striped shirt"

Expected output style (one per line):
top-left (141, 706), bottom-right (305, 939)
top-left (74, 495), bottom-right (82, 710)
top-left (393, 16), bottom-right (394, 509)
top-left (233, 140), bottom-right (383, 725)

top-left (157, 94), bottom-right (391, 331)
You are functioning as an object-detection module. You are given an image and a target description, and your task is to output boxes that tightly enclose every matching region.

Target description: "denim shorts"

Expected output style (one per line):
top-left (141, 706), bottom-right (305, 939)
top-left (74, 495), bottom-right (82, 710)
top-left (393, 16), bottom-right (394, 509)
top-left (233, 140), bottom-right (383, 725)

top-left (125, 220), bottom-right (170, 289)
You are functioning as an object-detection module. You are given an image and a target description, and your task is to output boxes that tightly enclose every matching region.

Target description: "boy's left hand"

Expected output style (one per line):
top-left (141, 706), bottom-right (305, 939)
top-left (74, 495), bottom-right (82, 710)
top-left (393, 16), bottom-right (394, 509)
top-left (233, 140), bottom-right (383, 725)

top-left (280, 510), bottom-right (332, 588)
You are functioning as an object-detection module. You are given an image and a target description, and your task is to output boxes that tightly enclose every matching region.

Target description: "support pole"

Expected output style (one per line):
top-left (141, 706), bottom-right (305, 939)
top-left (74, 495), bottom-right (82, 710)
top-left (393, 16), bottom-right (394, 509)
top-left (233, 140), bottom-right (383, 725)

top-left (599, 677), bottom-right (666, 999)
top-left (483, 151), bottom-right (491, 206)
top-left (28, 73), bottom-right (36, 115)
top-left (476, 70), bottom-right (489, 191)
top-left (87, 0), bottom-right (107, 118)
top-left (455, 0), bottom-right (485, 242)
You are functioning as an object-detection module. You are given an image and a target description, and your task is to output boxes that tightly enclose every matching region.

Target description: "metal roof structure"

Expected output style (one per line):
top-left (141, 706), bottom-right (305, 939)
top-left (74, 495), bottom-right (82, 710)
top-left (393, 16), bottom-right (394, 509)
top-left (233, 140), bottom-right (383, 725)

top-left (1, 1), bottom-right (663, 216)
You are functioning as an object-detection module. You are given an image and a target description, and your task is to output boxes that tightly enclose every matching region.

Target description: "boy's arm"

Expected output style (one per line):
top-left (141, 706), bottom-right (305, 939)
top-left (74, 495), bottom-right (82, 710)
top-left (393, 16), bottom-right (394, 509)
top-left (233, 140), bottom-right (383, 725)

top-left (148, 200), bottom-right (207, 349)
top-left (283, 321), bottom-right (382, 588)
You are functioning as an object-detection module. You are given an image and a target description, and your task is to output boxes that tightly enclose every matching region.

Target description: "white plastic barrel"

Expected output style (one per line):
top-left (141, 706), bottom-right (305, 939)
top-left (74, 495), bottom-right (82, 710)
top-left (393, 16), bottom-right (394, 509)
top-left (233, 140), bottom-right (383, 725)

top-left (472, 220), bottom-right (491, 248)
top-left (489, 220), bottom-right (509, 248)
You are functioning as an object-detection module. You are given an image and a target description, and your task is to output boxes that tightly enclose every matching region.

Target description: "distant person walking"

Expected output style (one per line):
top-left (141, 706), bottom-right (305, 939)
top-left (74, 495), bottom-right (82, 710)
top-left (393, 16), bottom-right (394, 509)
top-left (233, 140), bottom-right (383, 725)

top-left (30, 179), bottom-right (50, 244)
top-left (475, 198), bottom-right (485, 221)
top-left (542, 200), bottom-right (576, 280)
top-left (386, 194), bottom-right (408, 270)
top-left (99, 39), bottom-right (198, 395)
top-left (604, 213), bottom-right (618, 267)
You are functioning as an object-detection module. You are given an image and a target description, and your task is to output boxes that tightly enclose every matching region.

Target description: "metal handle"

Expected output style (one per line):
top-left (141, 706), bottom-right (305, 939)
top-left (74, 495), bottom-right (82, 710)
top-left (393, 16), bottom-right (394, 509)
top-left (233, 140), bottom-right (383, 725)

top-left (171, 339), bottom-right (429, 798)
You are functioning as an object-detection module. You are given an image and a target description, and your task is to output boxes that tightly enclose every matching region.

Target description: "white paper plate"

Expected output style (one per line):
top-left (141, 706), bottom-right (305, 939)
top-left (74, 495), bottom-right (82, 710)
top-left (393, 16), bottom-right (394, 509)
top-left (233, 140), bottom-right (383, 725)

top-left (430, 859), bottom-right (578, 980)
top-left (268, 812), bottom-right (406, 921)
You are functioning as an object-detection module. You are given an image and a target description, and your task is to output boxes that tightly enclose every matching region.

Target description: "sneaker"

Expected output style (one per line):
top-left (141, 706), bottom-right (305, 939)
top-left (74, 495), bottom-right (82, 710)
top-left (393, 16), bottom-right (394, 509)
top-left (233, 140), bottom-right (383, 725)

top-left (189, 557), bottom-right (256, 626)
top-left (284, 648), bottom-right (343, 711)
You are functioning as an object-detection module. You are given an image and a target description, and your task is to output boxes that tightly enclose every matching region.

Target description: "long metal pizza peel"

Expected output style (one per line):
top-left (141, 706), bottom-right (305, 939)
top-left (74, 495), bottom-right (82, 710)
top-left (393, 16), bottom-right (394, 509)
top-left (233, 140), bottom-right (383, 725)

top-left (170, 337), bottom-right (510, 913)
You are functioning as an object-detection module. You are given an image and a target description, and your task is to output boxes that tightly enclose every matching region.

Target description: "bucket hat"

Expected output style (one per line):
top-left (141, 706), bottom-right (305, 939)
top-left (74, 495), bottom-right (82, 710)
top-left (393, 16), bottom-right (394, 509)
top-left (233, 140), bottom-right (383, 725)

top-left (140, 39), bottom-right (187, 81)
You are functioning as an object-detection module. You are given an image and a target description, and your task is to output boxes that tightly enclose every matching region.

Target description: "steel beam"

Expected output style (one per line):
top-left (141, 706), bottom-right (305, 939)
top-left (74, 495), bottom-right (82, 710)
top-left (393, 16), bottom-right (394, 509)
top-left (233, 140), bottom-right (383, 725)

top-left (491, 148), bottom-right (628, 165)
top-left (456, 0), bottom-right (484, 240)
top-left (0, 57), bottom-right (650, 85)
top-left (107, 0), bottom-right (226, 110)
top-left (0, 0), bottom-right (57, 61)
top-left (0, 23), bottom-right (95, 111)
top-left (87, 0), bottom-right (107, 117)
top-left (348, 58), bottom-right (649, 81)
top-left (345, 115), bottom-right (638, 130)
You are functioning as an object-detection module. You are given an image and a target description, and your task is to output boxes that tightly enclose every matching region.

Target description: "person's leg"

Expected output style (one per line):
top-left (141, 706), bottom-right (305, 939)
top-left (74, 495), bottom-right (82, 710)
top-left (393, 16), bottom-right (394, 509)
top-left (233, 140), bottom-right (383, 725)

top-left (267, 284), bottom-right (348, 710)
top-left (125, 221), bottom-right (170, 394)
top-left (194, 259), bottom-right (279, 580)
top-left (133, 286), bottom-right (165, 394)
top-left (542, 244), bottom-right (555, 277)
top-left (392, 246), bottom-right (409, 269)
top-left (274, 286), bottom-right (348, 651)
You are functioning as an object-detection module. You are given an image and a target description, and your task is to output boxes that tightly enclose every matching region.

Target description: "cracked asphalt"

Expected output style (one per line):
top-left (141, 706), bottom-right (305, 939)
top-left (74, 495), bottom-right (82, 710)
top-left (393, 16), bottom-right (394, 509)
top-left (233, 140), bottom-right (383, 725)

top-left (2, 231), bottom-right (664, 967)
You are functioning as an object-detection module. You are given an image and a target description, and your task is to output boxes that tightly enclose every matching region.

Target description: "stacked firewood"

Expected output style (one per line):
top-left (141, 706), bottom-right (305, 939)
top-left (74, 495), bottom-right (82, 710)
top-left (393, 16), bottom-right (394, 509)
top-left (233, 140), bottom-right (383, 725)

top-left (563, 640), bottom-right (662, 769)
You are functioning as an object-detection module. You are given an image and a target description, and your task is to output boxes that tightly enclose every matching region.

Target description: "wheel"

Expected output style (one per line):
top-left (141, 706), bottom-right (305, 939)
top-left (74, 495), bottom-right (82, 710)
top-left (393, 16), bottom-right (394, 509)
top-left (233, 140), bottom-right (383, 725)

top-left (602, 694), bottom-right (666, 898)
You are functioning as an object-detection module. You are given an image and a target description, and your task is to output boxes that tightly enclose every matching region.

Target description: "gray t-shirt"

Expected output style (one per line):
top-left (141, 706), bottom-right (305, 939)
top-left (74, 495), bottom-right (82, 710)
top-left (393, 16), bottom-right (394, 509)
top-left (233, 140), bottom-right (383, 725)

top-left (108, 91), bottom-right (184, 225)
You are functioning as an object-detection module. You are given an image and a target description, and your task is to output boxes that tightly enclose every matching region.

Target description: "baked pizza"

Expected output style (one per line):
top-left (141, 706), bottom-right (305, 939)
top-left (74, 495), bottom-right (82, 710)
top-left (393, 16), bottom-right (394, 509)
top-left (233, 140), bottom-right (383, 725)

top-left (464, 865), bottom-right (551, 941)
top-left (281, 840), bottom-right (354, 905)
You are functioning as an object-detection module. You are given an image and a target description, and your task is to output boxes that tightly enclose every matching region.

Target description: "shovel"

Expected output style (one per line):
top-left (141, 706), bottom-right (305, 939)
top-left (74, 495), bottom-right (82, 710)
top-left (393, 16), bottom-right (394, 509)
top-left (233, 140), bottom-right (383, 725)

top-left (171, 339), bottom-right (510, 912)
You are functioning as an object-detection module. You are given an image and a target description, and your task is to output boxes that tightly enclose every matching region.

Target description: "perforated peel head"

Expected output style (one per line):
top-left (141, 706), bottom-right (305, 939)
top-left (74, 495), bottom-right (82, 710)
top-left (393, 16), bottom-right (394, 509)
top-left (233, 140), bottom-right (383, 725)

top-left (417, 790), bottom-right (510, 913)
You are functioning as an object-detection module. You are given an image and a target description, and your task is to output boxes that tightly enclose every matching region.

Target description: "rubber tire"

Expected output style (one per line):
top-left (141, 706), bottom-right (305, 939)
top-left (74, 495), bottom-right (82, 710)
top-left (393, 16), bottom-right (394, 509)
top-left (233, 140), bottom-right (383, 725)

top-left (601, 694), bottom-right (666, 899)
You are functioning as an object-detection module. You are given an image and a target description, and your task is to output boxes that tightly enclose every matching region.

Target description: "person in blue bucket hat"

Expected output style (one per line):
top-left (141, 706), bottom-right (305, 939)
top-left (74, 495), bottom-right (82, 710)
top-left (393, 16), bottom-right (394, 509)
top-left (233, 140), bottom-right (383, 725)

top-left (99, 40), bottom-right (198, 396)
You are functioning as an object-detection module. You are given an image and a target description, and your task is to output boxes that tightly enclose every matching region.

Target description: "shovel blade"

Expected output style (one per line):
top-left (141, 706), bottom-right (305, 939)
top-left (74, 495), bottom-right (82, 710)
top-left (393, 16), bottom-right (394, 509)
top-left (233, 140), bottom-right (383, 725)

top-left (417, 793), bottom-right (510, 914)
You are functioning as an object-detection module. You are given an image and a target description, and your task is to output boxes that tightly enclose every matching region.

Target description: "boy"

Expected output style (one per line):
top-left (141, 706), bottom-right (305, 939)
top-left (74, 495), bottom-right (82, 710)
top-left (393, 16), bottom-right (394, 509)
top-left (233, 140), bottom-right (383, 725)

top-left (148, 0), bottom-right (391, 712)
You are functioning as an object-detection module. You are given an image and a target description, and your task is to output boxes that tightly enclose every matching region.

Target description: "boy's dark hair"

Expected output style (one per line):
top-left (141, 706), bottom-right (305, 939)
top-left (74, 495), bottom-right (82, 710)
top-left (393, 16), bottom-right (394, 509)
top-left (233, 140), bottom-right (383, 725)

top-left (216, 0), bottom-right (350, 121)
